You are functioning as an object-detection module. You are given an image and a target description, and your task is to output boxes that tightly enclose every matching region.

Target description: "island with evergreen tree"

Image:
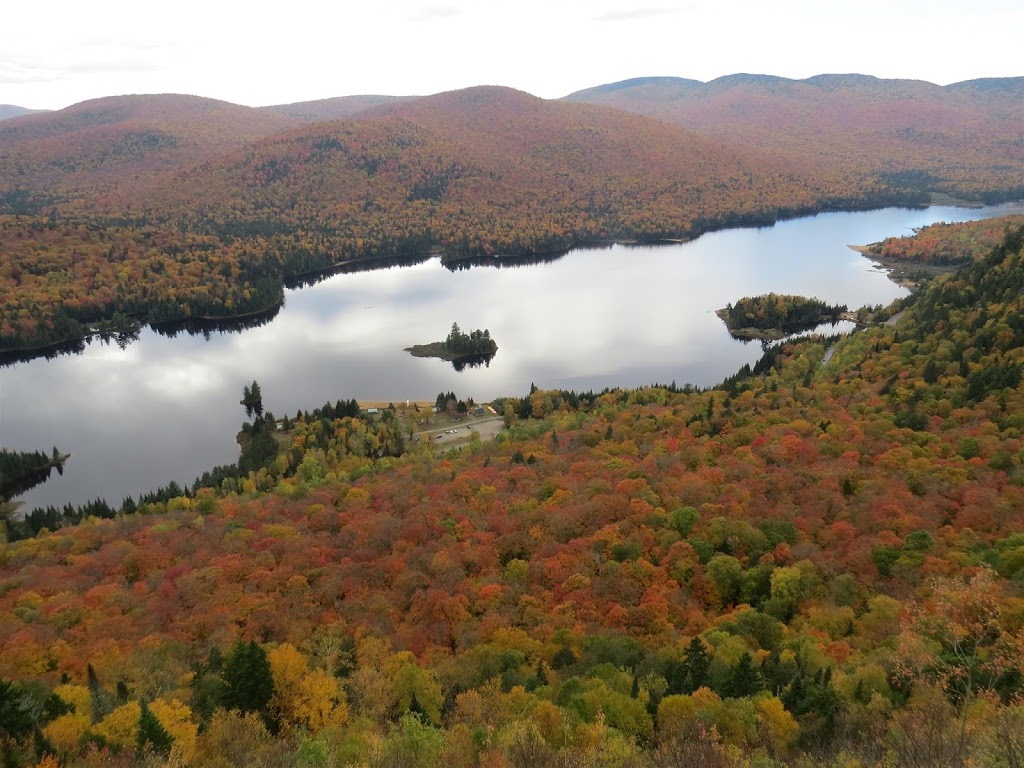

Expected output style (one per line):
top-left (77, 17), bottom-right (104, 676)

top-left (406, 323), bottom-right (498, 365)
top-left (717, 293), bottom-right (848, 340)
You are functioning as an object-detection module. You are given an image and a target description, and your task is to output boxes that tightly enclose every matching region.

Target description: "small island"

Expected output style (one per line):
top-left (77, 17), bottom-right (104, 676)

top-left (717, 293), bottom-right (847, 340)
top-left (406, 323), bottom-right (498, 365)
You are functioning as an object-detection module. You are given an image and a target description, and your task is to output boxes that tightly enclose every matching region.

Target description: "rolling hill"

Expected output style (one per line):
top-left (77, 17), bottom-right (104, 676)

top-left (261, 94), bottom-right (417, 122)
top-left (0, 86), bottom-right (862, 352)
top-left (0, 105), bottom-right (48, 121)
top-left (170, 85), bottom-right (838, 254)
top-left (0, 76), bottom-right (1019, 353)
top-left (0, 94), bottom-right (299, 205)
top-left (564, 74), bottom-right (1024, 201)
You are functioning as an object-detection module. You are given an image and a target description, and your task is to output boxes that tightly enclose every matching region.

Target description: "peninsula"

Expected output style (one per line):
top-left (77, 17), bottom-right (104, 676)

top-left (717, 293), bottom-right (847, 340)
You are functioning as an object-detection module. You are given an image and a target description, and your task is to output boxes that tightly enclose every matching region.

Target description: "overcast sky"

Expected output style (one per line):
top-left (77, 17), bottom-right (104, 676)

top-left (2, 0), bottom-right (1021, 111)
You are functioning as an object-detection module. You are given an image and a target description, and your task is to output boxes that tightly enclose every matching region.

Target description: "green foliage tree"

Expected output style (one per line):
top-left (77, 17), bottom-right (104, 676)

top-left (0, 679), bottom-right (34, 742)
top-left (137, 699), bottom-right (173, 756)
top-left (221, 641), bottom-right (275, 723)
top-left (668, 637), bottom-right (712, 696)
top-left (241, 380), bottom-right (264, 418)
top-left (722, 652), bottom-right (765, 699)
top-left (87, 663), bottom-right (113, 725)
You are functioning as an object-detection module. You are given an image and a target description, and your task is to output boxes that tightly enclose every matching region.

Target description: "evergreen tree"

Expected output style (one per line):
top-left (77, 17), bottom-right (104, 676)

top-left (408, 691), bottom-right (426, 721)
top-left (220, 640), bottom-right (274, 718)
top-left (87, 663), bottom-right (112, 724)
top-left (250, 381), bottom-right (263, 417)
top-left (781, 667), bottom-right (840, 744)
top-left (137, 700), bottom-right (173, 756)
top-left (722, 652), bottom-right (765, 699)
top-left (535, 660), bottom-right (548, 687)
top-left (241, 381), bottom-right (264, 418)
top-left (551, 647), bottom-right (577, 670)
top-left (669, 637), bottom-right (711, 695)
top-left (0, 679), bottom-right (34, 742)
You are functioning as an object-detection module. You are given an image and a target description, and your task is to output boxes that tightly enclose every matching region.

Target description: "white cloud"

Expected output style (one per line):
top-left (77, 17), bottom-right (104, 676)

top-left (0, 0), bottom-right (1019, 108)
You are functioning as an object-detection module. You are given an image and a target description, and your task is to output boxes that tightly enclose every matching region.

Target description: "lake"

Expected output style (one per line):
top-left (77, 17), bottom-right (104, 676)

top-left (3, 202), bottom-right (1022, 511)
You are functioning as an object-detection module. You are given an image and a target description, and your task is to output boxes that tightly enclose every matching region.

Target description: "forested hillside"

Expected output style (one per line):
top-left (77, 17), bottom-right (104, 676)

top-left (565, 75), bottom-right (1024, 202)
top-left (870, 215), bottom-right (1024, 266)
top-left (0, 222), bottom-right (1022, 766)
top-left (0, 94), bottom-right (298, 203)
top-left (0, 88), bottom-right (832, 353)
top-left (2, 77), bottom-right (1017, 355)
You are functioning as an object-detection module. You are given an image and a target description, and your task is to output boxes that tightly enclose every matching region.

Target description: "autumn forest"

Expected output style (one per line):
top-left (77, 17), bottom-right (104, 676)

top-left (0, 74), bottom-right (1023, 768)
top-left (0, 77), bottom-right (1020, 354)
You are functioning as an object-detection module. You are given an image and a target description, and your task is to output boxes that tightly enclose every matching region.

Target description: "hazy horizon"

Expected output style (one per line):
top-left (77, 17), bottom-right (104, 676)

top-left (3, 0), bottom-right (1021, 111)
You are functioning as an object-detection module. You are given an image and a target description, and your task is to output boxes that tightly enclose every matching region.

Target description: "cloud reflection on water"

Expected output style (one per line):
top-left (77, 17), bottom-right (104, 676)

top-left (5, 203), bottom-right (1022, 509)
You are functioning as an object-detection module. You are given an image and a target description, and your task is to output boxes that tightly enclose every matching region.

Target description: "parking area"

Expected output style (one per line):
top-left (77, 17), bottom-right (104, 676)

top-left (416, 416), bottom-right (505, 449)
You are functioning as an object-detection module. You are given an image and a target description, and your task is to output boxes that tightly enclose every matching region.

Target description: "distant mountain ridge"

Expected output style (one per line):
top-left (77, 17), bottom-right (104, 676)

top-left (562, 73), bottom-right (1023, 200)
top-left (564, 73), bottom-right (1024, 99)
top-left (0, 104), bottom-right (48, 121)
top-left (261, 94), bottom-right (417, 122)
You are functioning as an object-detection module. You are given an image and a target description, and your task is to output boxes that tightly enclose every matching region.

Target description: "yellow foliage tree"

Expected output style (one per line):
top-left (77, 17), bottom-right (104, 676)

top-left (755, 696), bottom-right (799, 755)
top-left (269, 642), bottom-right (348, 733)
top-left (52, 684), bottom-right (90, 722)
top-left (92, 701), bottom-right (141, 748)
top-left (42, 713), bottom-right (89, 754)
top-left (193, 710), bottom-right (273, 768)
top-left (387, 651), bottom-right (443, 725)
top-left (149, 697), bottom-right (198, 762)
top-left (658, 694), bottom-right (698, 737)
top-left (532, 700), bottom-right (568, 748)
top-left (296, 668), bottom-right (349, 732)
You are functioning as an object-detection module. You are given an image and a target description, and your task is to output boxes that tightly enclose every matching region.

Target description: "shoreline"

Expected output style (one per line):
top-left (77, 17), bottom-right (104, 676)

top-left (847, 243), bottom-right (958, 290)
top-left (6, 197), bottom-right (1017, 365)
top-left (0, 298), bottom-right (284, 363)
top-left (714, 307), bottom-right (847, 341)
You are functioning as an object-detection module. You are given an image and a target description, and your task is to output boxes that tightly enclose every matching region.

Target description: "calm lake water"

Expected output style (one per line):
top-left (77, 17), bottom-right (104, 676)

top-left (3, 202), bottom-right (1022, 510)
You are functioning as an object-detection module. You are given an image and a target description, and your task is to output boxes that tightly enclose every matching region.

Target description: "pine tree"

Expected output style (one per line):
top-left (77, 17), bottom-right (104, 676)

top-left (250, 381), bottom-right (263, 417)
top-left (535, 660), bottom-right (548, 687)
top-left (137, 700), bottom-right (173, 756)
top-left (220, 640), bottom-right (274, 717)
top-left (408, 691), bottom-right (426, 721)
top-left (722, 652), bottom-right (765, 699)
top-left (677, 637), bottom-right (711, 694)
top-left (242, 384), bottom-right (253, 418)
top-left (87, 663), bottom-right (112, 724)
top-left (0, 679), bottom-right (34, 741)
